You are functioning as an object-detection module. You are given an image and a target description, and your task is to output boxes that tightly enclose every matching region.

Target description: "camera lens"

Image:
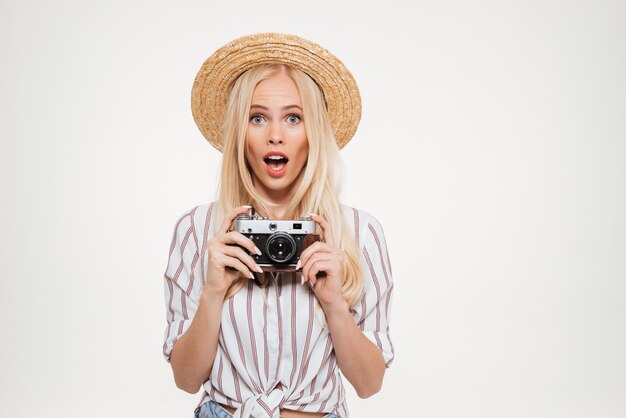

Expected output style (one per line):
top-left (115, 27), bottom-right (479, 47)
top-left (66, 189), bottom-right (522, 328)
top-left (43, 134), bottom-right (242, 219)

top-left (265, 232), bottom-right (296, 263)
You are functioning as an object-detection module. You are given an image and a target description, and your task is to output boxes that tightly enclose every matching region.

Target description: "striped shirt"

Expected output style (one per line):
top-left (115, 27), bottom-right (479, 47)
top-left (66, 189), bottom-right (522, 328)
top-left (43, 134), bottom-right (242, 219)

top-left (163, 202), bottom-right (394, 418)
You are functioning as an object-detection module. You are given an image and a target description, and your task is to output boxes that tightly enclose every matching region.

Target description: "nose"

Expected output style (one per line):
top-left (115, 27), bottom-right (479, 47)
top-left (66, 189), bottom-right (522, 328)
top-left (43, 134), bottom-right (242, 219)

top-left (267, 121), bottom-right (283, 145)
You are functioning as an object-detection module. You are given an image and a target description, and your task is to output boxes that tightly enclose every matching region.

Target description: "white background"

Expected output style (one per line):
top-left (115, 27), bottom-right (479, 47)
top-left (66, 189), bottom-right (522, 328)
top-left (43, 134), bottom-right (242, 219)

top-left (1, 0), bottom-right (625, 417)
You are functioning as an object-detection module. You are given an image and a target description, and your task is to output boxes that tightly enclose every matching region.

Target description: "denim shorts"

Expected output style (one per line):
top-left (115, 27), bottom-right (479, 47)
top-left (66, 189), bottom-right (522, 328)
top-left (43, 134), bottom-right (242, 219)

top-left (195, 400), bottom-right (340, 418)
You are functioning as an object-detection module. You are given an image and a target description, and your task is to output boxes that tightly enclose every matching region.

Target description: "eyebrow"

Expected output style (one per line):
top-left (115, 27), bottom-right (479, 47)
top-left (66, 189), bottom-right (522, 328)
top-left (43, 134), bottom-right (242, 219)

top-left (250, 104), bottom-right (302, 111)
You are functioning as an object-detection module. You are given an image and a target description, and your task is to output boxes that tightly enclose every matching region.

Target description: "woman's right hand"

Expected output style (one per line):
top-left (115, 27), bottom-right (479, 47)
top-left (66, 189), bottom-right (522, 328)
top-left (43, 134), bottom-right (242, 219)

top-left (203, 205), bottom-right (263, 296)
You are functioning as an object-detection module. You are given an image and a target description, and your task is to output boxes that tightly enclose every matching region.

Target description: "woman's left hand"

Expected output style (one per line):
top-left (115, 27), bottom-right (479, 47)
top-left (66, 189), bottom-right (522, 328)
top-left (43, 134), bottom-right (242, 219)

top-left (297, 213), bottom-right (346, 309)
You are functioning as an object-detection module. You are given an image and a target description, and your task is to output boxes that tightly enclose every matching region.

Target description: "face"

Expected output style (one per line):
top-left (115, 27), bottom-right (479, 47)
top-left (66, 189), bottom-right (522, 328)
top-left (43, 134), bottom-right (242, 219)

top-left (245, 70), bottom-right (309, 202)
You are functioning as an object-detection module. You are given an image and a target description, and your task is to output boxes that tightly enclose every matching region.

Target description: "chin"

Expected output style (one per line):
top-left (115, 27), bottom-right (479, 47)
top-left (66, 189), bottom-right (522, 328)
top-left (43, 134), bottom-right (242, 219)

top-left (265, 178), bottom-right (293, 190)
top-left (262, 174), bottom-right (299, 190)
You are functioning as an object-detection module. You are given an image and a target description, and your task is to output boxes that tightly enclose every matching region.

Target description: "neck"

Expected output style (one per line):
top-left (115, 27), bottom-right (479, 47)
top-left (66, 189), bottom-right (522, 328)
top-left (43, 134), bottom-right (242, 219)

top-left (251, 173), bottom-right (304, 220)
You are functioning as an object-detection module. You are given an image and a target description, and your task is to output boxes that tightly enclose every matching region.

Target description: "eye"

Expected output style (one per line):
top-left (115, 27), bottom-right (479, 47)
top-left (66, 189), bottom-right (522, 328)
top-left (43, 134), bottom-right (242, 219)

top-left (250, 114), bottom-right (265, 124)
top-left (286, 114), bottom-right (301, 124)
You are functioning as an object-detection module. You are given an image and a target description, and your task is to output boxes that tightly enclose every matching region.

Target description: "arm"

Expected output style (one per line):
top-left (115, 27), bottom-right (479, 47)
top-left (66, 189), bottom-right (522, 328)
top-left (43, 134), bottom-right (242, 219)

top-left (321, 299), bottom-right (386, 398)
top-left (169, 289), bottom-right (225, 393)
top-left (163, 205), bottom-right (264, 393)
top-left (299, 212), bottom-right (395, 398)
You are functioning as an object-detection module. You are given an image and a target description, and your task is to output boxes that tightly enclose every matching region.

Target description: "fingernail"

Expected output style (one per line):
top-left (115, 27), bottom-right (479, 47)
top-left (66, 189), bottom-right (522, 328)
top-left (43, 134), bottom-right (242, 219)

top-left (301, 276), bottom-right (305, 285)
top-left (308, 213), bottom-right (317, 217)
top-left (255, 264), bottom-right (263, 273)
top-left (254, 246), bottom-right (262, 256)
top-left (243, 205), bottom-right (252, 208)
top-left (249, 271), bottom-right (255, 279)
top-left (295, 260), bottom-right (301, 270)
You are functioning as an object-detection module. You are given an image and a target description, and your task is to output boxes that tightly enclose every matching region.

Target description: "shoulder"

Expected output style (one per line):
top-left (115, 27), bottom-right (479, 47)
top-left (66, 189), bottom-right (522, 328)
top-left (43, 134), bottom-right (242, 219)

top-left (339, 204), bottom-right (386, 248)
top-left (170, 201), bottom-right (218, 249)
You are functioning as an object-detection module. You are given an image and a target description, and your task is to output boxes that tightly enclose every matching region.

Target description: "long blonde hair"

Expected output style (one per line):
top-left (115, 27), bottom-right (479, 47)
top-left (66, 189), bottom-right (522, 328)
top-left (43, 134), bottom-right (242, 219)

top-left (214, 64), bottom-right (363, 307)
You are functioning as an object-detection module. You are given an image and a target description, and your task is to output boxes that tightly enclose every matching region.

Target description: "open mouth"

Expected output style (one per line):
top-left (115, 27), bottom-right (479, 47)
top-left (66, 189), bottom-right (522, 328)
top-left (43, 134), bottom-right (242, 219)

top-left (264, 155), bottom-right (289, 172)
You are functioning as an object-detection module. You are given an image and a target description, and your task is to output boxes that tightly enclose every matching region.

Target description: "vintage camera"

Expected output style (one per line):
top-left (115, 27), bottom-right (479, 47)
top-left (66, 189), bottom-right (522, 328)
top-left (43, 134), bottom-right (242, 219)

top-left (232, 207), bottom-right (320, 271)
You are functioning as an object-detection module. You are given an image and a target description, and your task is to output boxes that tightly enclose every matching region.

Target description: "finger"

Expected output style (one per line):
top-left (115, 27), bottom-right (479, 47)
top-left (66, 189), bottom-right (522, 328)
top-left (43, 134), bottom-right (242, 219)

top-left (302, 252), bottom-right (333, 284)
top-left (308, 213), bottom-right (334, 246)
top-left (219, 231), bottom-right (262, 257)
top-left (298, 241), bottom-right (331, 271)
top-left (308, 259), bottom-right (333, 286)
top-left (222, 243), bottom-right (263, 275)
top-left (300, 252), bottom-right (331, 286)
top-left (220, 254), bottom-right (255, 280)
top-left (300, 269), bottom-right (313, 288)
top-left (218, 205), bottom-right (252, 235)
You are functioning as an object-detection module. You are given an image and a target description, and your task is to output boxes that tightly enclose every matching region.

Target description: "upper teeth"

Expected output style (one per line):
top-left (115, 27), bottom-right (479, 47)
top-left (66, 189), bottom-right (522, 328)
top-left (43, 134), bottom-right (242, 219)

top-left (267, 155), bottom-right (284, 160)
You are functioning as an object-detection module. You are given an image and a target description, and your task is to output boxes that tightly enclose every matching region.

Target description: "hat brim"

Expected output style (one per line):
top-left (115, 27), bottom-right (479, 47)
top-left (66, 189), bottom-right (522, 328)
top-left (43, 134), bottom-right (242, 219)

top-left (191, 33), bottom-right (361, 152)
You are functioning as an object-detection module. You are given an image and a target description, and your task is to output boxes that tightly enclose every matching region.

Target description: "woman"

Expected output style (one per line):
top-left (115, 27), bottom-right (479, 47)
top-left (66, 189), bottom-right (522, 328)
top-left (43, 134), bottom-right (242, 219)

top-left (163, 33), bottom-right (394, 418)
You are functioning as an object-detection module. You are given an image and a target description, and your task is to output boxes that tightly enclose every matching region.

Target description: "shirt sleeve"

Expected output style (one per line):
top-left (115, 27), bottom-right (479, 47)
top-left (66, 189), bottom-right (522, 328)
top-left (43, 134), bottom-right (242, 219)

top-left (354, 214), bottom-right (395, 367)
top-left (162, 210), bottom-right (202, 363)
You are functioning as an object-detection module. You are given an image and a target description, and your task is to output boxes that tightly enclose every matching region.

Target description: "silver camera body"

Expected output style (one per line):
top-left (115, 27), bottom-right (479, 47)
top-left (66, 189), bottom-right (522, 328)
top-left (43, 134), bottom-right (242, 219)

top-left (232, 208), bottom-right (319, 271)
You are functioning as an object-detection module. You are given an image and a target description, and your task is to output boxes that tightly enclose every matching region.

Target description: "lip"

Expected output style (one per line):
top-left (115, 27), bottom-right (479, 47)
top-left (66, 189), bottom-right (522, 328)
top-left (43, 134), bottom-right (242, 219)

top-left (263, 151), bottom-right (289, 178)
top-left (264, 159), bottom-right (288, 177)
top-left (263, 151), bottom-right (289, 160)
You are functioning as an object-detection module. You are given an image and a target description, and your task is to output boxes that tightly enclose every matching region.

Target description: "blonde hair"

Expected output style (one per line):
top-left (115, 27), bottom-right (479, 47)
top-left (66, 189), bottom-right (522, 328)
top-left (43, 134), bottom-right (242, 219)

top-left (214, 64), bottom-right (363, 307)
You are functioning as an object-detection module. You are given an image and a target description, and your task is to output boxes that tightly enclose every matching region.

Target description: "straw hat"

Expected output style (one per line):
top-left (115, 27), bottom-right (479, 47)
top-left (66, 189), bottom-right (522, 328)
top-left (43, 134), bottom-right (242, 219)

top-left (191, 33), bottom-right (361, 152)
